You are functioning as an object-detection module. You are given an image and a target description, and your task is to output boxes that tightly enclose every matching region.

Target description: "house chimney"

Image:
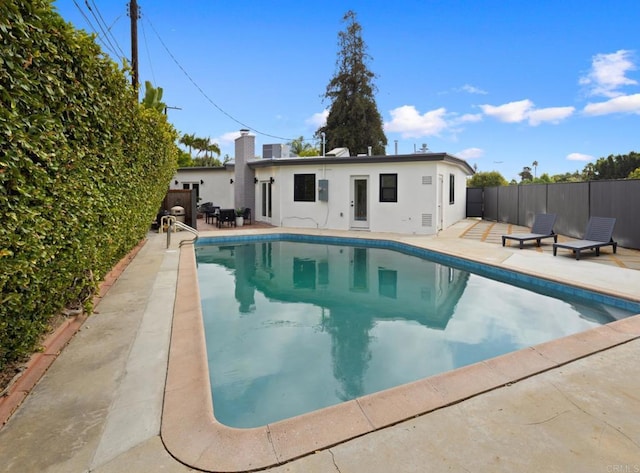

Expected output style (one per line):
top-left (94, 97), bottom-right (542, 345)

top-left (234, 129), bottom-right (256, 211)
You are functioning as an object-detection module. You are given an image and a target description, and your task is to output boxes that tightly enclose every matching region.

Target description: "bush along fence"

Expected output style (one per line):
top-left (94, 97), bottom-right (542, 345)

top-left (0, 1), bottom-right (179, 371)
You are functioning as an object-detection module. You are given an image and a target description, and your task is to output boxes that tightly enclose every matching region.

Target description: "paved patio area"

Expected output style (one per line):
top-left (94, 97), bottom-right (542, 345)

top-left (462, 219), bottom-right (640, 270)
top-left (0, 219), bottom-right (639, 472)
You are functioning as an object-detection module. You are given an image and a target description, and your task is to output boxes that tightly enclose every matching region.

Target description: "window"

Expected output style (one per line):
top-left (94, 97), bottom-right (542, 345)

top-left (182, 182), bottom-right (200, 201)
top-left (379, 173), bottom-right (397, 202)
top-left (294, 174), bottom-right (316, 202)
top-left (293, 258), bottom-right (316, 289)
top-left (449, 174), bottom-right (455, 204)
top-left (261, 182), bottom-right (272, 218)
top-left (378, 268), bottom-right (397, 299)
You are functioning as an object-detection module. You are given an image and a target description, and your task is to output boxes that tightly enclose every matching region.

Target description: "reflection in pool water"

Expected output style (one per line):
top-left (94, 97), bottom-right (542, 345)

top-left (196, 240), bottom-right (635, 428)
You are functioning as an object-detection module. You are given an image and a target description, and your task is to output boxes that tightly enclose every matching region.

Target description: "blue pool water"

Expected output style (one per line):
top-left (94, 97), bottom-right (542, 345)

top-left (195, 235), bottom-right (639, 428)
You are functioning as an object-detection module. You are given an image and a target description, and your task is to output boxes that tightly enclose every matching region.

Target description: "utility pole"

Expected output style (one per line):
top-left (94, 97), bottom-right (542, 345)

top-left (129, 0), bottom-right (139, 91)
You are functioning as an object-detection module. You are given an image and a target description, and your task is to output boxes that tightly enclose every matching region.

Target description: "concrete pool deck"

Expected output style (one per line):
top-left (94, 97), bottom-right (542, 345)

top-left (1, 219), bottom-right (639, 472)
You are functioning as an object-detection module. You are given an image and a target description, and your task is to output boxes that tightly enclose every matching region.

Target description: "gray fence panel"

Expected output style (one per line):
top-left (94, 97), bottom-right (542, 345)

top-left (546, 182), bottom-right (589, 238)
top-left (591, 179), bottom-right (640, 249)
top-left (518, 184), bottom-right (548, 227)
top-left (468, 180), bottom-right (639, 249)
top-left (466, 187), bottom-right (484, 217)
top-left (498, 186), bottom-right (518, 223)
top-left (483, 187), bottom-right (499, 221)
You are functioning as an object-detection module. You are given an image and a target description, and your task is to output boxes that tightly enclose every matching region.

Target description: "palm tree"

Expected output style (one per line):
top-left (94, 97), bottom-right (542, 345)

top-left (205, 139), bottom-right (221, 158)
top-left (287, 136), bottom-right (319, 157)
top-left (532, 160), bottom-right (539, 179)
top-left (192, 137), bottom-right (205, 157)
top-left (194, 137), bottom-right (220, 158)
top-left (179, 133), bottom-right (196, 156)
top-left (519, 166), bottom-right (533, 182)
top-left (192, 136), bottom-right (221, 161)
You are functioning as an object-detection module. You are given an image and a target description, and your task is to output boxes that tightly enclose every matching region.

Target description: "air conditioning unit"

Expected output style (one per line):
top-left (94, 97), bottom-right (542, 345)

top-left (263, 144), bottom-right (290, 159)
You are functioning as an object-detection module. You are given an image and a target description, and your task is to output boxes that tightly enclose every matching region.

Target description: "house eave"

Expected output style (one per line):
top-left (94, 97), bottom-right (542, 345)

top-left (248, 153), bottom-right (474, 175)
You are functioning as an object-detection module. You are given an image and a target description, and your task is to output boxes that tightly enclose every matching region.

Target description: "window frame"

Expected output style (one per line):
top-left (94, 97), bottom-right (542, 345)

top-left (449, 173), bottom-right (455, 204)
top-left (379, 173), bottom-right (398, 203)
top-left (293, 173), bottom-right (316, 202)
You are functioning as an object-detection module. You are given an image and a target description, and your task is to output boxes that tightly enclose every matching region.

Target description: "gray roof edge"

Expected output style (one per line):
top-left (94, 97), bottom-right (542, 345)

top-left (176, 164), bottom-right (234, 171)
top-left (248, 153), bottom-right (474, 174)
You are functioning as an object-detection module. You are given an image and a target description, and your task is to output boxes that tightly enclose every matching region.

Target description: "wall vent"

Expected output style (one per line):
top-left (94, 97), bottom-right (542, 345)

top-left (422, 213), bottom-right (433, 227)
top-left (422, 176), bottom-right (433, 185)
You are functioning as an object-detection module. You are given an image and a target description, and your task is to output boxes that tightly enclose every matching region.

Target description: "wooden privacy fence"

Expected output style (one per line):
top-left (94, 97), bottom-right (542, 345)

top-left (162, 189), bottom-right (198, 229)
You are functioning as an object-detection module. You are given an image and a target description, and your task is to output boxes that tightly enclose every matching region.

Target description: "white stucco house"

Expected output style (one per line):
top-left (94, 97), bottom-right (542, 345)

top-left (170, 130), bottom-right (474, 235)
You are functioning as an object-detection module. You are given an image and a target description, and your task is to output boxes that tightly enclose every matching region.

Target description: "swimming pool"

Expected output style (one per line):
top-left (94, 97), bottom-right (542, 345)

top-left (195, 234), bottom-right (640, 428)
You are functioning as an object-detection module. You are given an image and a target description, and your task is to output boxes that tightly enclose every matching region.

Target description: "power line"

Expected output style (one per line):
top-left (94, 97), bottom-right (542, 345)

top-left (82, 0), bottom-right (121, 58)
top-left (139, 14), bottom-right (156, 84)
top-left (71, 0), bottom-right (117, 57)
top-left (87, 0), bottom-right (128, 59)
top-left (143, 15), bottom-right (302, 142)
top-left (106, 12), bottom-right (126, 34)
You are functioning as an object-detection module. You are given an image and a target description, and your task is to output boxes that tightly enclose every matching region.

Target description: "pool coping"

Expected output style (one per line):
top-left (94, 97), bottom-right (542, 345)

top-left (161, 230), bottom-right (640, 472)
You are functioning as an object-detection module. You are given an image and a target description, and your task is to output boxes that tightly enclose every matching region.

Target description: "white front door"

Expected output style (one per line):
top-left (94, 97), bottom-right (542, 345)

top-left (350, 176), bottom-right (369, 229)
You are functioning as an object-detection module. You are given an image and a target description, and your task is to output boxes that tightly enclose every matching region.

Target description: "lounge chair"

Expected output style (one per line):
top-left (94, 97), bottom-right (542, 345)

top-left (552, 216), bottom-right (617, 260)
top-left (502, 213), bottom-right (557, 249)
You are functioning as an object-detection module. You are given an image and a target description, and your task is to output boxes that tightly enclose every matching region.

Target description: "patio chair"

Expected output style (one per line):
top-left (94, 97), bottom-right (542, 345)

top-left (552, 216), bottom-right (617, 260)
top-left (501, 213), bottom-right (557, 249)
top-left (242, 207), bottom-right (252, 225)
top-left (216, 209), bottom-right (236, 228)
top-left (205, 206), bottom-right (220, 225)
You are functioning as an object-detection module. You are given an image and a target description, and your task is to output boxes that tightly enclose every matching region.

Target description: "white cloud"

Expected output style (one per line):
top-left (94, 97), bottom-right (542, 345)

top-left (454, 113), bottom-right (483, 124)
top-left (456, 148), bottom-right (484, 160)
top-left (527, 106), bottom-right (575, 126)
top-left (480, 99), bottom-right (534, 123)
top-left (305, 110), bottom-right (328, 128)
top-left (461, 84), bottom-right (488, 95)
top-left (480, 99), bottom-right (574, 125)
top-left (214, 131), bottom-right (242, 146)
top-left (567, 152), bottom-right (593, 161)
top-left (583, 93), bottom-right (640, 116)
top-left (384, 105), bottom-right (449, 138)
top-left (579, 50), bottom-right (637, 98)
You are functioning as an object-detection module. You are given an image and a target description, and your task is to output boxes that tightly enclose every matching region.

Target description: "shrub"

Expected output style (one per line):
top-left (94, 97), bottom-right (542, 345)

top-left (0, 1), bottom-right (178, 370)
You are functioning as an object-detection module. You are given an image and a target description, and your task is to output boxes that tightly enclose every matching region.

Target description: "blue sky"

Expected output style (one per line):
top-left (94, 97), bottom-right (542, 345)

top-left (53, 0), bottom-right (639, 181)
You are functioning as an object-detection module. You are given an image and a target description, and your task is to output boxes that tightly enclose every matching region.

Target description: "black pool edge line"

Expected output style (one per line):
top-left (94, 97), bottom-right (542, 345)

top-left (195, 232), bottom-right (640, 314)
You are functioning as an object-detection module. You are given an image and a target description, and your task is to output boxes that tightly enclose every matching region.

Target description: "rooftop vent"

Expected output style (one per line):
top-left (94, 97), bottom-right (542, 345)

top-left (326, 147), bottom-right (350, 157)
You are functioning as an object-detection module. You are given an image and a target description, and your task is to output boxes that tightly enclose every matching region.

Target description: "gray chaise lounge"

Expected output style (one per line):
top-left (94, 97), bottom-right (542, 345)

top-left (502, 213), bottom-right (557, 249)
top-left (552, 216), bottom-right (617, 260)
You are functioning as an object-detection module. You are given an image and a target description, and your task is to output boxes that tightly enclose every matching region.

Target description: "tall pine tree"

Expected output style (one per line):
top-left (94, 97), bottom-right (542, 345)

top-left (317, 11), bottom-right (387, 156)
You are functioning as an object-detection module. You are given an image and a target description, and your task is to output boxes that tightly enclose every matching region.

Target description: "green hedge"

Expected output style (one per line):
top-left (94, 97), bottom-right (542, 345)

top-left (0, 1), bottom-right (179, 370)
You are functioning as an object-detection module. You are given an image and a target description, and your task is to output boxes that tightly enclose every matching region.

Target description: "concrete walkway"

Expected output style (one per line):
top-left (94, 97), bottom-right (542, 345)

top-left (0, 221), bottom-right (639, 472)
